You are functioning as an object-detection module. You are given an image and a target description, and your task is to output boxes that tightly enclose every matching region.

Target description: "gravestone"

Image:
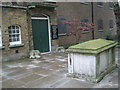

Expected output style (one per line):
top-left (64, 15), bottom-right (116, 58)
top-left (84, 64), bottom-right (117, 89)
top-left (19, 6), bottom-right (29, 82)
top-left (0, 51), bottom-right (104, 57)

top-left (67, 39), bottom-right (117, 82)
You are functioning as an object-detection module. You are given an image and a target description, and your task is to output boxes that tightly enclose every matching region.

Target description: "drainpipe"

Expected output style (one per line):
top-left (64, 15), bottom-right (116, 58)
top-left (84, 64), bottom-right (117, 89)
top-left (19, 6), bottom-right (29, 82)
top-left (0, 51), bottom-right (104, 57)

top-left (26, 5), bottom-right (31, 53)
top-left (91, 2), bottom-right (94, 39)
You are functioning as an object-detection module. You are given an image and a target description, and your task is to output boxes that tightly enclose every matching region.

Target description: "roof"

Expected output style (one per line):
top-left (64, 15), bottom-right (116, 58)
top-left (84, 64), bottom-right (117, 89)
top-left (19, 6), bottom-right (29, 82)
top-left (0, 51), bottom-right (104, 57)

top-left (0, 2), bottom-right (57, 9)
top-left (67, 39), bottom-right (118, 54)
top-left (0, 4), bottom-right (27, 9)
top-left (28, 2), bottom-right (57, 8)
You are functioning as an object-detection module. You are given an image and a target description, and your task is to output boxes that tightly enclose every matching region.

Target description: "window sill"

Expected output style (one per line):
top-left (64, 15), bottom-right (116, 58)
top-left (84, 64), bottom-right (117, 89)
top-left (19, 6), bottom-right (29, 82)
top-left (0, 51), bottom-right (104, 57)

top-left (109, 28), bottom-right (113, 30)
top-left (58, 33), bottom-right (67, 36)
top-left (98, 30), bottom-right (103, 32)
top-left (82, 30), bottom-right (90, 34)
top-left (97, 5), bottom-right (103, 8)
top-left (80, 2), bottom-right (89, 5)
top-left (0, 46), bottom-right (5, 50)
top-left (9, 44), bottom-right (24, 48)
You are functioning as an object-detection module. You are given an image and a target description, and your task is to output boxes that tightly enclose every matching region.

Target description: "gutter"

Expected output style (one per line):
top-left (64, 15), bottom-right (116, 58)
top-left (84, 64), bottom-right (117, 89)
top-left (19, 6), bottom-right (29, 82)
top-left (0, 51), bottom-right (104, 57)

top-left (0, 4), bottom-right (27, 9)
top-left (0, 4), bottom-right (56, 9)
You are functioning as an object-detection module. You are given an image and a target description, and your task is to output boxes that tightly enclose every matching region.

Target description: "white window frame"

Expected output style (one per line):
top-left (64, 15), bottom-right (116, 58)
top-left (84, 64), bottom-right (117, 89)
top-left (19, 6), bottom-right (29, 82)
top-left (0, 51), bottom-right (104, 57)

top-left (0, 26), bottom-right (2, 47)
top-left (8, 25), bottom-right (22, 46)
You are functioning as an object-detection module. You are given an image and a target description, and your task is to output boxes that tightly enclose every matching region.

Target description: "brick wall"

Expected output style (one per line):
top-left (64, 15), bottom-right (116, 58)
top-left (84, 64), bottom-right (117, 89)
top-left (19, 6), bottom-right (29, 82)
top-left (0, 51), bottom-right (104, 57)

top-left (1, 7), bottom-right (29, 61)
top-left (56, 2), bottom-right (117, 45)
top-left (1, 4), bottom-right (58, 61)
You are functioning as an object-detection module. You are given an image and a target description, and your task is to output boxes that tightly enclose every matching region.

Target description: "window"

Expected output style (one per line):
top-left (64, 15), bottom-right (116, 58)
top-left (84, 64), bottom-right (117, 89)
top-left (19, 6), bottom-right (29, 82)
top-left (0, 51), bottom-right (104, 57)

top-left (0, 26), bottom-right (2, 47)
top-left (80, 0), bottom-right (88, 4)
top-left (57, 17), bottom-right (67, 35)
top-left (12, 0), bottom-right (17, 5)
top-left (81, 18), bottom-right (89, 32)
top-left (81, 18), bottom-right (89, 23)
top-left (97, 2), bottom-right (103, 7)
top-left (109, 2), bottom-right (113, 8)
top-left (97, 19), bottom-right (103, 31)
top-left (8, 25), bottom-right (21, 45)
top-left (12, 2), bottom-right (17, 5)
top-left (109, 20), bottom-right (113, 29)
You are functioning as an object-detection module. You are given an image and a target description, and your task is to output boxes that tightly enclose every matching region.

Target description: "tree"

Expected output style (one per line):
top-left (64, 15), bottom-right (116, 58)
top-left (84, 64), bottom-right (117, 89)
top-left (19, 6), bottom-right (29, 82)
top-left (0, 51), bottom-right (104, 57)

top-left (61, 19), bottom-right (95, 42)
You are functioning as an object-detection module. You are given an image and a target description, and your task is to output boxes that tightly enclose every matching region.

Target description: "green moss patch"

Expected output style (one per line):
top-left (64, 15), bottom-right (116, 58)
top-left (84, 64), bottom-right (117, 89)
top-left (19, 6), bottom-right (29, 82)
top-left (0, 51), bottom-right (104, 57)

top-left (67, 39), bottom-right (118, 54)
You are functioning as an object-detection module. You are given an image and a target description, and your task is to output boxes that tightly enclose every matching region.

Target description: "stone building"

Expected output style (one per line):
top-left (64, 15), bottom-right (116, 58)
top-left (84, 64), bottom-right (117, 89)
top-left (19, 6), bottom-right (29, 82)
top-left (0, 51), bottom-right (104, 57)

top-left (56, 2), bottom-right (117, 45)
top-left (0, 2), bottom-right (58, 61)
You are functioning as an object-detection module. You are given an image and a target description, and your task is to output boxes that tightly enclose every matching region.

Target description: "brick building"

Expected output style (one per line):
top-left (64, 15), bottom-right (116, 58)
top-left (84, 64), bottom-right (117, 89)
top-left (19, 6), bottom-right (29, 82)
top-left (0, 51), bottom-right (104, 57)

top-left (0, 2), bottom-right (118, 61)
top-left (56, 2), bottom-right (117, 45)
top-left (0, 2), bottom-right (58, 61)
top-left (114, 2), bottom-right (120, 42)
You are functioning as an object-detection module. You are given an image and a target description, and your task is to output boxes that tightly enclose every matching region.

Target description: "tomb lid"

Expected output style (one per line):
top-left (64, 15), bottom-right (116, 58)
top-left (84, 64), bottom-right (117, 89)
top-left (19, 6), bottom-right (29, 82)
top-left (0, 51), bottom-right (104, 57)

top-left (67, 39), bottom-right (117, 54)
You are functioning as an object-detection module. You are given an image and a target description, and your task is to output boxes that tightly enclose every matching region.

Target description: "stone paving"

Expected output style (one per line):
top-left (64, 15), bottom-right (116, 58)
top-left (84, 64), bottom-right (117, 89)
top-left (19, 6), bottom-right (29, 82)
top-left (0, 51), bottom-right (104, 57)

top-left (1, 48), bottom-right (119, 88)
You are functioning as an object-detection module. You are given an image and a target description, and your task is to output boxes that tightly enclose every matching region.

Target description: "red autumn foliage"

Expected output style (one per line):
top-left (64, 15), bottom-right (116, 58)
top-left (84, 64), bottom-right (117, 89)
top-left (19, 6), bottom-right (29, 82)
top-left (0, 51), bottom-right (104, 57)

top-left (61, 19), bottom-right (95, 42)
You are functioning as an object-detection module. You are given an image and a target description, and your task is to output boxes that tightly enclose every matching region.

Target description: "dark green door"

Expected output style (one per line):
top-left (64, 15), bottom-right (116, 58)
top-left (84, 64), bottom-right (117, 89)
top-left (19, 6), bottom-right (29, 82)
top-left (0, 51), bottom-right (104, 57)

top-left (32, 19), bottom-right (50, 52)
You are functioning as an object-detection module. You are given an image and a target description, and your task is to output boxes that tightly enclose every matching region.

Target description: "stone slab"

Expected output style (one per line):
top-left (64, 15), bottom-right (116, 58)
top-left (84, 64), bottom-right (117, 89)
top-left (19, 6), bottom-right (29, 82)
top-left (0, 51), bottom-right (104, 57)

top-left (2, 79), bottom-right (24, 88)
top-left (56, 78), bottom-right (95, 88)
top-left (18, 73), bottom-right (43, 84)
top-left (25, 73), bottom-right (64, 88)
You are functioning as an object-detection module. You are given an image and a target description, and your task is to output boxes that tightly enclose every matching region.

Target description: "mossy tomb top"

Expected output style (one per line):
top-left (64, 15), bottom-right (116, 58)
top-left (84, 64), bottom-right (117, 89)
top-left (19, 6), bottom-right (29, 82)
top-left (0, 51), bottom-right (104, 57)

top-left (67, 39), bottom-right (117, 54)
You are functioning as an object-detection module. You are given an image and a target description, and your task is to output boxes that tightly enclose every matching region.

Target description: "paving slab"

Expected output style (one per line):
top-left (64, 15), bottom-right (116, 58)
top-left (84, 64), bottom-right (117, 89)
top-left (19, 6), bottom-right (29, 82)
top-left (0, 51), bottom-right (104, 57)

top-left (56, 78), bottom-right (95, 88)
top-left (2, 79), bottom-right (24, 88)
top-left (49, 78), bottom-right (70, 88)
top-left (1, 51), bottom-right (119, 88)
top-left (4, 68), bottom-right (30, 79)
top-left (93, 68), bottom-right (118, 88)
top-left (34, 68), bottom-right (55, 76)
top-left (25, 73), bottom-right (64, 88)
top-left (17, 73), bottom-right (43, 84)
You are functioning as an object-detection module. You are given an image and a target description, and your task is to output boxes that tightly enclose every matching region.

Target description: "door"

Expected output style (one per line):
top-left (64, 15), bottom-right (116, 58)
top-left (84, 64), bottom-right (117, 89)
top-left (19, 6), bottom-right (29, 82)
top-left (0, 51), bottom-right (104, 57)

top-left (32, 18), bottom-right (50, 52)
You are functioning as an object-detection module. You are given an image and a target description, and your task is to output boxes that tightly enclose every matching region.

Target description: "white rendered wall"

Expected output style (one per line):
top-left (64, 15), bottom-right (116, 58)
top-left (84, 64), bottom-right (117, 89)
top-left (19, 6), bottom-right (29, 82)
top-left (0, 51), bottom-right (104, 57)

top-left (108, 49), bottom-right (112, 66)
top-left (68, 53), bottom-right (96, 77)
top-left (99, 51), bottom-right (108, 73)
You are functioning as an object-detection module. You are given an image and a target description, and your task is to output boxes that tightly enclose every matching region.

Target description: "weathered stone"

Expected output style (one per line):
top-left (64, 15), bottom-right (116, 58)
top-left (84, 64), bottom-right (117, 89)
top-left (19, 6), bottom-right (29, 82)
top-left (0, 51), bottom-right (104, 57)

top-left (29, 50), bottom-right (41, 59)
top-left (67, 39), bottom-right (117, 82)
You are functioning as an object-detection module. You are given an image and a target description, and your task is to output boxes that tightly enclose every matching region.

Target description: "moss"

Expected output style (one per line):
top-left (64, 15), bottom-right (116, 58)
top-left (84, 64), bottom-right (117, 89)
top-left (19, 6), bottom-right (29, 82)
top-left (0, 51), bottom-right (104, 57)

top-left (95, 65), bottom-right (116, 83)
top-left (57, 46), bottom-right (65, 51)
top-left (116, 42), bottom-right (120, 48)
top-left (60, 41), bottom-right (85, 49)
top-left (96, 54), bottom-right (100, 78)
top-left (67, 39), bottom-right (118, 54)
top-left (111, 47), bottom-right (115, 64)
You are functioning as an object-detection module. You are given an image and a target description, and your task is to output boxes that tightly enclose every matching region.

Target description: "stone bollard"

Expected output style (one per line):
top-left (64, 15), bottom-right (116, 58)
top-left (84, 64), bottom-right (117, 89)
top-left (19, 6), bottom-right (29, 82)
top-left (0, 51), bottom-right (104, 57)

top-left (29, 50), bottom-right (41, 59)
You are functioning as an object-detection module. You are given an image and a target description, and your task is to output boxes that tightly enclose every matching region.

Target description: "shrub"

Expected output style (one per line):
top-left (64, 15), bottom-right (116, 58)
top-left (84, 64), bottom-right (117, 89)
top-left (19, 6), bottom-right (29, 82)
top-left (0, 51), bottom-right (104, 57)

top-left (104, 30), bottom-right (118, 41)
